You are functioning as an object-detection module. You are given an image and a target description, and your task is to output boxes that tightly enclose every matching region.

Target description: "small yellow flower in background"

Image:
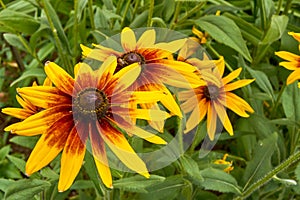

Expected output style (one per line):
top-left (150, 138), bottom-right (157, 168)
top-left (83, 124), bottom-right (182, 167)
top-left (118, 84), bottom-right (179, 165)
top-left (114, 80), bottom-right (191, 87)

top-left (81, 27), bottom-right (202, 131)
top-left (179, 56), bottom-right (255, 140)
top-left (275, 32), bottom-right (300, 87)
top-left (214, 153), bottom-right (234, 173)
top-left (2, 56), bottom-right (169, 192)
top-left (190, 26), bottom-right (209, 44)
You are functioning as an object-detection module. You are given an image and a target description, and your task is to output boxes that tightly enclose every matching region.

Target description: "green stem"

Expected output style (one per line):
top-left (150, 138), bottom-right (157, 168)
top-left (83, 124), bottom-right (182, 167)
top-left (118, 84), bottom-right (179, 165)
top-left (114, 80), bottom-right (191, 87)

top-left (275, 0), bottom-right (283, 15)
top-left (235, 151), bottom-right (300, 200)
top-left (132, 0), bottom-right (141, 19)
top-left (88, 0), bottom-right (95, 30)
top-left (0, 0), bottom-right (6, 8)
top-left (120, 0), bottom-right (131, 28)
top-left (169, 1), bottom-right (181, 29)
top-left (270, 84), bottom-right (286, 118)
top-left (206, 42), bottom-right (234, 72)
top-left (73, 0), bottom-right (79, 63)
top-left (283, 0), bottom-right (293, 15)
top-left (176, 2), bottom-right (205, 25)
top-left (147, 0), bottom-right (154, 27)
top-left (42, 0), bottom-right (72, 73)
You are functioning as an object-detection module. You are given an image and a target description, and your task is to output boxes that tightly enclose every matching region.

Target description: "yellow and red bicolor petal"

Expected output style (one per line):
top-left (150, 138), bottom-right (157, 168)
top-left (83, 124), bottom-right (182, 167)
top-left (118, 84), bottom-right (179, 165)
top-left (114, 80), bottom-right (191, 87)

top-left (287, 69), bottom-right (300, 85)
top-left (109, 63), bottom-right (141, 94)
top-left (110, 116), bottom-right (166, 144)
top-left (45, 62), bottom-right (75, 96)
top-left (17, 86), bottom-right (70, 109)
top-left (97, 56), bottom-right (118, 89)
top-left (26, 114), bottom-right (73, 175)
top-left (121, 27), bottom-right (137, 52)
top-left (97, 120), bottom-right (150, 178)
top-left (140, 48), bottom-right (173, 61)
top-left (224, 79), bottom-right (255, 92)
top-left (81, 44), bottom-right (121, 61)
top-left (137, 29), bottom-right (156, 48)
top-left (74, 63), bottom-right (98, 91)
top-left (9, 105), bottom-right (71, 135)
top-left (224, 92), bottom-right (254, 117)
top-left (89, 123), bottom-right (113, 188)
top-left (2, 107), bottom-right (34, 120)
top-left (207, 102), bottom-right (217, 140)
top-left (113, 107), bottom-right (171, 121)
top-left (58, 125), bottom-right (87, 192)
top-left (16, 95), bottom-right (36, 112)
top-left (213, 101), bottom-right (233, 136)
top-left (275, 51), bottom-right (300, 63)
top-left (222, 68), bottom-right (242, 85)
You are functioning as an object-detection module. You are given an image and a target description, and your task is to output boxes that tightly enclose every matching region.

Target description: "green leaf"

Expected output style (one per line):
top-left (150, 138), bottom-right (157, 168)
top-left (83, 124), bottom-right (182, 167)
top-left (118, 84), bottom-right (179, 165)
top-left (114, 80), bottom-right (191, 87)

top-left (180, 155), bottom-right (203, 185)
top-left (246, 66), bottom-right (275, 102)
top-left (0, 9), bottom-right (39, 34)
top-left (254, 15), bottom-right (288, 64)
top-left (3, 33), bottom-right (27, 52)
top-left (71, 180), bottom-right (94, 190)
top-left (40, 167), bottom-right (59, 180)
top-left (200, 168), bottom-right (241, 194)
top-left (0, 179), bottom-right (15, 193)
top-left (295, 162), bottom-right (300, 183)
top-left (0, 68), bottom-right (5, 90)
top-left (6, 155), bottom-right (26, 174)
top-left (242, 132), bottom-right (278, 189)
top-left (0, 146), bottom-right (10, 161)
top-left (113, 175), bottom-right (165, 193)
top-left (194, 15), bottom-right (252, 62)
top-left (282, 83), bottom-right (300, 121)
top-left (10, 68), bottom-right (46, 87)
top-left (4, 179), bottom-right (51, 200)
top-left (9, 136), bottom-right (39, 149)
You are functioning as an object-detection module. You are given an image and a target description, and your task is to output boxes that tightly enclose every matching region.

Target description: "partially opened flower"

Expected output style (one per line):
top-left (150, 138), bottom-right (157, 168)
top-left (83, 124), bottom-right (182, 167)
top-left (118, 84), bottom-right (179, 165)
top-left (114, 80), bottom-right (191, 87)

top-left (2, 56), bottom-right (169, 192)
top-left (275, 32), bottom-right (300, 87)
top-left (179, 56), bottom-right (255, 140)
top-left (81, 27), bottom-right (202, 131)
top-left (214, 153), bottom-right (234, 173)
top-left (2, 78), bottom-right (52, 131)
top-left (190, 26), bottom-right (209, 44)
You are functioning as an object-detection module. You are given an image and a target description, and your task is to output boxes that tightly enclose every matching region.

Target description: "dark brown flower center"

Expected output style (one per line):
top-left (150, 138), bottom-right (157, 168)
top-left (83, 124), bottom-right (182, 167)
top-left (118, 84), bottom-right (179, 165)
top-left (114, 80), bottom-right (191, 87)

top-left (203, 85), bottom-right (220, 100)
top-left (73, 87), bottom-right (109, 120)
top-left (116, 52), bottom-right (145, 72)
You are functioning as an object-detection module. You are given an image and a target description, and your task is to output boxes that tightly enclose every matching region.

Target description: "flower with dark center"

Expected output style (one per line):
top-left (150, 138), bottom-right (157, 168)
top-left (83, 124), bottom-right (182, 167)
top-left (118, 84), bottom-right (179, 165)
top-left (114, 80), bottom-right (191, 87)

top-left (2, 56), bottom-right (169, 192)
top-left (179, 56), bottom-right (255, 140)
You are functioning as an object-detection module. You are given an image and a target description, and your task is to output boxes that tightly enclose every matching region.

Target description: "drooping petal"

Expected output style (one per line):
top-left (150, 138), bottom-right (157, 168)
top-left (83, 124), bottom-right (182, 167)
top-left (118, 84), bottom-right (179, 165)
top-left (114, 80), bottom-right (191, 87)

top-left (222, 68), bottom-right (242, 85)
top-left (58, 125), bottom-right (86, 192)
top-left (97, 120), bottom-right (150, 177)
top-left (207, 102), bottom-right (217, 140)
top-left (121, 27), bottom-right (137, 52)
top-left (45, 62), bottom-right (75, 96)
top-left (137, 29), bottom-right (156, 48)
top-left (184, 100), bottom-right (205, 133)
top-left (224, 79), bottom-right (254, 92)
top-left (89, 123), bottom-right (112, 188)
top-left (287, 69), bottom-right (300, 85)
top-left (17, 86), bottom-right (70, 109)
top-left (213, 101), bottom-right (233, 136)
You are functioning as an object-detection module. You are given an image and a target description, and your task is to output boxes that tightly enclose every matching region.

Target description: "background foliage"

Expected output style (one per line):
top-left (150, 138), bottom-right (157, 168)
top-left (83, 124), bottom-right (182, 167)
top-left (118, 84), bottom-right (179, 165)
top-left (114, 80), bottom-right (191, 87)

top-left (1, 0), bottom-right (300, 199)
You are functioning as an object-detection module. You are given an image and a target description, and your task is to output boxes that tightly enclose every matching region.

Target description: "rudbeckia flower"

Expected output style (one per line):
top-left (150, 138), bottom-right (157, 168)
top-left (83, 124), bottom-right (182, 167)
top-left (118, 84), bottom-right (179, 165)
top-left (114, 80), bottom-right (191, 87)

top-left (275, 32), bottom-right (300, 87)
top-left (2, 56), bottom-right (169, 192)
top-left (2, 78), bottom-right (52, 131)
top-left (179, 56), bottom-right (254, 140)
top-left (81, 27), bottom-right (202, 131)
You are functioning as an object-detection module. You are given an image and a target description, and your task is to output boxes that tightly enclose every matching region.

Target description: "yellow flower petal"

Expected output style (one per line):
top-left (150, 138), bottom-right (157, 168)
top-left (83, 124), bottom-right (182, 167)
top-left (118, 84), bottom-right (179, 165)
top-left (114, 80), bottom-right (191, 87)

top-left (279, 61), bottom-right (300, 70)
top-left (287, 69), bottom-right (300, 85)
top-left (137, 29), bottom-right (156, 48)
top-left (2, 107), bottom-right (34, 119)
top-left (121, 27), bottom-right (137, 52)
top-left (225, 92), bottom-right (254, 117)
top-left (224, 79), bottom-right (254, 92)
top-left (155, 38), bottom-right (187, 53)
top-left (288, 32), bottom-right (300, 43)
top-left (214, 101), bottom-right (233, 135)
top-left (275, 51), bottom-right (300, 62)
top-left (222, 68), bottom-right (242, 85)
top-left (44, 62), bottom-right (75, 96)
top-left (140, 103), bottom-right (165, 132)
top-left (98, 121), bottom-right (149, 177)
top-left (207, 102), bottom-right (217, 140)
top-left (58, 127), bottom-right (86, 192)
